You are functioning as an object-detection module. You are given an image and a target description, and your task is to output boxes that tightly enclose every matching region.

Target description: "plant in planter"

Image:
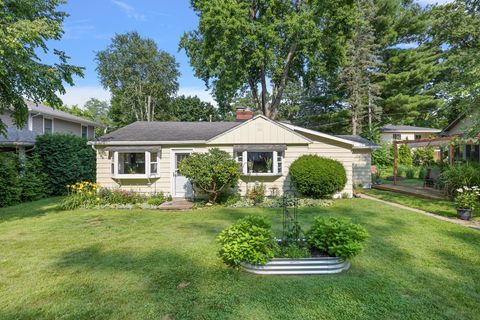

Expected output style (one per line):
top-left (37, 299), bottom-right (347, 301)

top-left (455, 186), bottom-right (480, 220)
top-left (265, 157), bottom-right (273, 173)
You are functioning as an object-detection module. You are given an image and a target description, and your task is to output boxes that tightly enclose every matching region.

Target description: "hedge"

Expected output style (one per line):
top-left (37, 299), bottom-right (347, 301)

top-left (289, 155), bottom-right (347, 198)
top-left (35, 133), bottom-right (96, 195)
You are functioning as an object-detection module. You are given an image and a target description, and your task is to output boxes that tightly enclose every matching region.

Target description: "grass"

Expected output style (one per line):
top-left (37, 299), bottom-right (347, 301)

top-left (1, 198), bottom-right (480, 319)
top-left (362, 188), bottom-right (480, 223)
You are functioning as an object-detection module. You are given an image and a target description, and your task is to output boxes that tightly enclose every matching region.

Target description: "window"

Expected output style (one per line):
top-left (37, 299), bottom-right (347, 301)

top-left (236, 150), bottom-right (283, 175)
top-left (150, 152), bottom-right (159, 174)
top-left (111, 151), bottom-right (160, 177)
top-left (392, 133), bottom-right (401, 140)
top-left (44, 118), bottom-right (53, 134)
top-left (119, 153), bottom-right (145, 174)
top-left (466, 145), bottom-right (480, 162)
top-left (81, 126), bottom-right (88, 138)
top-left (415, 134), bottom-right (422, 140)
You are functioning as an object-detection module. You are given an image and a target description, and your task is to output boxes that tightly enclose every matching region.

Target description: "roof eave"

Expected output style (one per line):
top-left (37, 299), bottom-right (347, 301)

top-left (88, 140), bottom-right (206, 146)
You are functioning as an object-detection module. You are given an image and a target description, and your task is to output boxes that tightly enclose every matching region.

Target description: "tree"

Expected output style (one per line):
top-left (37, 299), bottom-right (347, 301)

top-left (96, 32), bottom-right (180, 128)
top-left (0, 0), bottom-right (83, 134)
top-left (180, 0), bottom-right (354, 119)
top-left (340, 0), bottom-right (380, 135)
top-left (83, 98), bottom-right (111, 132)
top-left (179, 148), bottom-right (240, 203)
top-left (171, 95), bottom-right (220, 121)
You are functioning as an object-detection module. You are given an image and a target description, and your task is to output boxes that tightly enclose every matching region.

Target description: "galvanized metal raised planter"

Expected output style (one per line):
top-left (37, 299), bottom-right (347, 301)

top-left (241, 256), bottom-right (350, 275)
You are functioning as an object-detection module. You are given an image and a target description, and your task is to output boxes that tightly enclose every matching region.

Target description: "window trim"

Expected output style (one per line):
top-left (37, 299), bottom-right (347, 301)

top-left (236, 150), bottom-right (283, 176)
top-left (392, 133), bottom-right (401, 141)
top-left (43, 117), bottom-right (54, 134)
top-left (111, 150), bottom-right (160, 179)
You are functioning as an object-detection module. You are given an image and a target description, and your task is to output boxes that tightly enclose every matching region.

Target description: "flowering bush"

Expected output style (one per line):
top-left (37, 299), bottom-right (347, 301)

top-left (455, 186), bottom-right (480, 210)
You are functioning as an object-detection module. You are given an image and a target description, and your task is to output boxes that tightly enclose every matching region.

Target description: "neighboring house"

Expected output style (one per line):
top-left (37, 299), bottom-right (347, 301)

top-left (440, 111), bottom-right (480, 162)
top-left (380, 124), bottom-right (441, 143)
top-left (89, 109), bottom-right (378, 199)
top-left (0, 100), bottom-right (103, 153)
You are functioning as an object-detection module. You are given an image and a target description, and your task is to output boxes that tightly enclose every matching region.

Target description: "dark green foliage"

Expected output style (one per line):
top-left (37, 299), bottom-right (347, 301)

top-left (289, 155), bottom-right (347, 198)
top-left (217, 216), bottom-right (274, 266)
top-left (372, 143), bottom-right (393, 167)
top-left (19, 153), bottom-right (49, 202)
top-left (35, 134), bottom-right (96, 195)
top-left (0, 0), bottom-right (83, 135)
top-left (405, 166), bottom-right (416, 179)
top-left (179, 148), bottom-right (240, 203)
top-left (413, 147), bottom-right (435, 166)
top-left (97, 189), bottom-right (146, 205)
top-left (171, 95), bottom-right (220, 121)
top-left (306, 216), bottom-right (369, 259)
top-left (398, 144), bottom-right (413, 166)
top-left (438, 163), bottom-right (480, 195)
top-left (96, 32), bottom-right (180, 127)
top-left (0, 153), bottom-right (21, 207)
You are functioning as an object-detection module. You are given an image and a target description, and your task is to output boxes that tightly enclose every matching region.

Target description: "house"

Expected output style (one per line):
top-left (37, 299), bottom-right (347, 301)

top-left (0, 100), bottom-right (103, 153)
top-left (380, 124), bottom-right (441, 143)
top-left (440, 111), bottom-right (480, 162)
top-left (89, 109), bottom-right (377, 199)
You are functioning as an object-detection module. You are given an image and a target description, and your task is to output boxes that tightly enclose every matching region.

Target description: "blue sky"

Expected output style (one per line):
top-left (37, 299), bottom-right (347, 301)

top-left (52, 0), bottom-right (453, 106)
top-left (52, 0), bottom-right (211, 106)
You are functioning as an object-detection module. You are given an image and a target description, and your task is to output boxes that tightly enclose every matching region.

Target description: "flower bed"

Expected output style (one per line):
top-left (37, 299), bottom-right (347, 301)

top-left (60, 181), bottom-right (171, 210)
top-left (217, 215), bottom-right (368, 275)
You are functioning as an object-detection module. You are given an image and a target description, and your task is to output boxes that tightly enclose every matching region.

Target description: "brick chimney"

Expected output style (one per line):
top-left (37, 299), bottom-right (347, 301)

top-left (236, 107), bottom-right (253, 122)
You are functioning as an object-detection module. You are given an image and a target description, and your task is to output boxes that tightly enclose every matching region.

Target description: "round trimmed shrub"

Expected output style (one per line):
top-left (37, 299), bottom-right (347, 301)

top-left (289, 155), bottom-right (347, 198)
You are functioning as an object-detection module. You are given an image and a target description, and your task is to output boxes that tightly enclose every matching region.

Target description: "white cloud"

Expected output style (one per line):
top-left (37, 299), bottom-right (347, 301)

top-left (111, 0), bottom-right (146, 21)
top-left (178, 87), bottom-right (216, 105)
top-left (59, 86), bottom-right (111, 107)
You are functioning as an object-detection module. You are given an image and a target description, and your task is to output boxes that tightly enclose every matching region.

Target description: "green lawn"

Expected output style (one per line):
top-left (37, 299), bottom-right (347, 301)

top-left (1, 198), bottom-right (480, 320)
top-left (362, 188), bottom-right (480, 223)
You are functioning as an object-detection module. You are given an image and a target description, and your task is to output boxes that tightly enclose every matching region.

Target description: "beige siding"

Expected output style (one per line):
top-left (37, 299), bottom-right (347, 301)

top-left (380, 132), bottom-right (434, 143)
top-left (352, 150), bottom-right (372, 188)
top-left (54, 118), bottom-right (82, 136)
top-left (208, 116), bottom-right (310, 145)
top-left (88, 126), bottom-right (95, 138)
top-left (447, 114), bottom-right (477, 135)
top-left (94, 118), bottom-right (372, 198)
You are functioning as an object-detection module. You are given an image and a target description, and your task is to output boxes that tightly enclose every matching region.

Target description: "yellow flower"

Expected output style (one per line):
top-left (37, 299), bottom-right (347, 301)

top-left (96, 197), bottom-right (100, 201)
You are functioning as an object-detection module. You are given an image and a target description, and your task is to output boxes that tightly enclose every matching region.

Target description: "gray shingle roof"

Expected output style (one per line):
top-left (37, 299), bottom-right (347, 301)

top-left (381, 124), bottom-right (441, 133)
top-left (25, 100), bottom-right (103, 127)
top-left (97, 121), bottom-right (242, 142)
top-left (0, 127), bottom-right (38, 146)
top-left (335, 135), bottom-right (379, 147)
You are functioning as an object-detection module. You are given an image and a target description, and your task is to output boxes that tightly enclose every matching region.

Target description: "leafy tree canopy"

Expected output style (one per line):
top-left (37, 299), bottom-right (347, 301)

top-left (0, 0), bottom-right (83, 134)
top-left (96, 32), bottom-right (180, 128)
top-left (171, 95), bottom-right (220, 122)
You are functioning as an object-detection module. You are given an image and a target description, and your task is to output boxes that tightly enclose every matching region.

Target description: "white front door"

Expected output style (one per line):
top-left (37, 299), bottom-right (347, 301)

top-left (173, 151), bottom-right (193, 198)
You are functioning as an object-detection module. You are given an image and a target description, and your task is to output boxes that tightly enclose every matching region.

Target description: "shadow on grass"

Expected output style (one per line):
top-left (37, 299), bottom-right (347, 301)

top-left (0, 197), bottom-right (63, 223)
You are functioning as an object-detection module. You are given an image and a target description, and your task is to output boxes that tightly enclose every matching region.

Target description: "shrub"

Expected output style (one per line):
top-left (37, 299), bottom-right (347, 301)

top-left (289, 155), bottom-right (347, 198)
top-left (372, 143), bottom-right (393, 167)
top-left (413, 147), bottom-right (435, 166)
top-left (35, 133), bottom-right (96, 195)
top-left (455, 186), bottom-right (480, 210)
top-left (217, 216), bottom-right (274, 266)
top-left (405, 166), bottom-right (416, 179)
top-left (398, 144), bottom-right (413, 166)
top-left (418, 166), bottom-right (427, 179)
top-left (438, 163), bottom-right (480, 195)
top-left (147, 193), bottom-right (167, 206)
top-left (306, 217), bottom-right (369, 260)
top-left (228, 197), bottom-right (255, 208)
top-left (60, 181), bottom-right (101, 210)
top-left (19, 153), bottom-right (49, 202)
top-left (179, 148), bottom-right (240, 203)
top-left (102, 189), bottom-right (145, 205)
top-left (247, 182), bottom-right (266, 203)
top-left (0, 152), bottom-right (21, 207)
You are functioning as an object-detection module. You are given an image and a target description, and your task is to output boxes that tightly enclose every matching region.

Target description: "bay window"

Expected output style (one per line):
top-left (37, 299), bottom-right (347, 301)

top-left (234, 145), bottom-right (285, 175)
top-left (108, 149), bottom-right (161, 178)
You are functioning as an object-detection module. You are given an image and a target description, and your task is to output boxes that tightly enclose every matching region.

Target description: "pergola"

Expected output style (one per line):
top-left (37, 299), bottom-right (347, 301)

top-left (392, 136), bottom-right (458, 185)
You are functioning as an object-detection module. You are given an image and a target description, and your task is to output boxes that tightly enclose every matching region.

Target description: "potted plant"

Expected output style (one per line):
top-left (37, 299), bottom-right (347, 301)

top-left (265, 158), bottom-right (273, 173)
top-left (455, 186), bottom-right (479, 220)
top-left (247, 160), bottom-right (254, 173)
